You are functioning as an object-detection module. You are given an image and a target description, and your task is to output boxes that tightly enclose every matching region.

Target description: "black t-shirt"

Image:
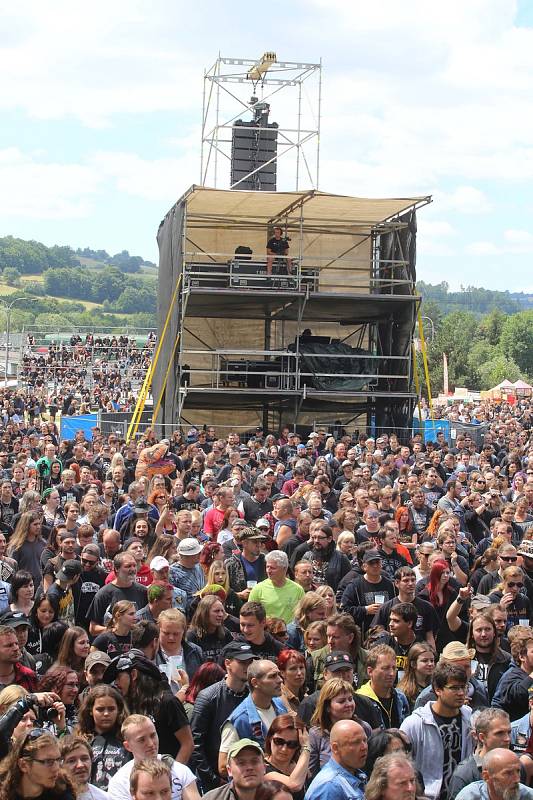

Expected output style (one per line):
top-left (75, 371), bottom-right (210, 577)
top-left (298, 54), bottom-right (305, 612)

top-left (75, 568), bottom-right (106, 629)
top-left (92, 630), bottom-right (133, 657)
top-left (234, 632), bottom-right (285, 662)
top-left (87, 582), bottom-right (147, 626)
top-left (267, 236), bottom-right (289, 255)
top-left (374, 596), bottom-right (440, 640)
top-left (90, 733), bottom-right (131, 790)
top-left (186, 628), bottom-right (233, 662)
top-left (377, 548), bottom-right (408, 580)
top-left (431, 707), bottom-right (462, 800)
top-left (154, 691), bottom-right (190, 759)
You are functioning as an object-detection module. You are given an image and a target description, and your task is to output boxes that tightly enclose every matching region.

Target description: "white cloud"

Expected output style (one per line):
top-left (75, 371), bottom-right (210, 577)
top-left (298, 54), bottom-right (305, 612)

top-left (466, 228), bottom-right (533, 255)
top-left (0, 148), bottom-right (100, 218)
top-left (435, 186), bottom-right (492, 214)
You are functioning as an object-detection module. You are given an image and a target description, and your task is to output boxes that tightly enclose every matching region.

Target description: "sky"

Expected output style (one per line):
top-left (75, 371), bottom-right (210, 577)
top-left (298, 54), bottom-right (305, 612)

top-left (0, 0), bottom-right (532, 292)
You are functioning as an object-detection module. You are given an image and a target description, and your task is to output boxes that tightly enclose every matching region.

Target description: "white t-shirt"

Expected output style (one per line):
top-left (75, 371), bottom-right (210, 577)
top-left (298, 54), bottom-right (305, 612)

top-left (80, 785), bottom-right (109, 800)
top-left (220, 704), bottom-right (278, 752)
top-left (108, 756), bottom-right (195, 800)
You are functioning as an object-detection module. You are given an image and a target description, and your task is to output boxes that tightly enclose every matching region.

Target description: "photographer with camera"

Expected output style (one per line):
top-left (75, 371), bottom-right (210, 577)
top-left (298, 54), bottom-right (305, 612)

top-left (0, 686), bottom-right (63, 758)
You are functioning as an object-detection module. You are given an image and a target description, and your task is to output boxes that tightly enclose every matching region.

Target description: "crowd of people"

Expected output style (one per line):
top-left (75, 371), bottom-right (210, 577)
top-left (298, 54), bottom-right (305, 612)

top-left (0, 397), bottom-right (530, 800)
top-left (15, 332), bottom-right (157, 416)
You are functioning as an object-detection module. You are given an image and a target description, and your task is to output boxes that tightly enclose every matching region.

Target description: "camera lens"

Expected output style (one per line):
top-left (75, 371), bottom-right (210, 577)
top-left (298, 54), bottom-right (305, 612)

top-left (45, 707), bottom-right (59, 721)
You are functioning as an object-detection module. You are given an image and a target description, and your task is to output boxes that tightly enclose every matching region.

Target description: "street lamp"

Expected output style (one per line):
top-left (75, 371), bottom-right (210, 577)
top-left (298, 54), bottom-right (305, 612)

top-left (420, 315), bottom-right (435, 343)
top-left (0, 297), bottom-right (40, 388)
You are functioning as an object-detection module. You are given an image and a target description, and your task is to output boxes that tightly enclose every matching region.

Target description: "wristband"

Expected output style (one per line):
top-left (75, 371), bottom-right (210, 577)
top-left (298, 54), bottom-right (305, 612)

top-left (456, 596), bottom-right (465, 604)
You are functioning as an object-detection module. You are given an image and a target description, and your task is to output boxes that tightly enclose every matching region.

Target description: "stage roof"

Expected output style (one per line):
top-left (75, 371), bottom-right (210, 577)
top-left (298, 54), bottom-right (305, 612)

top-left (179, 186), bottom-right (431, 232)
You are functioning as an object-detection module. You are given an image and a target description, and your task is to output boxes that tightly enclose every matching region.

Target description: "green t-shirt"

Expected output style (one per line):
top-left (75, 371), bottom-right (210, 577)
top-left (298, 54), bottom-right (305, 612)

top-left (248, 578), bottom-right (305, 623)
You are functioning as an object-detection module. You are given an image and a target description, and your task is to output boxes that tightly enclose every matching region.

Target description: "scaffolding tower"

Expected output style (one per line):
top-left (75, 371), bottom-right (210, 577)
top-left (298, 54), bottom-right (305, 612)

top-left (201, 54), bottom-right (322, 191)
top-left (152, 187), bottom-right (431, 439)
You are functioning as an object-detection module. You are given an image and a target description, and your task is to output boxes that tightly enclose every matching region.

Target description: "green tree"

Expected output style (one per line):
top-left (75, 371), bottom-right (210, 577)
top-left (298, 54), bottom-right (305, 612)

top-left (500, 311), bottom-right (533, 377)
top-left (3, 268), bottom-right (21, 286)
top-left (477, 355), bottom-right (522, 389)
top-left (427, 311), bottom-right (479, 391)
top-left (478, 308), bottom-right (507, 346)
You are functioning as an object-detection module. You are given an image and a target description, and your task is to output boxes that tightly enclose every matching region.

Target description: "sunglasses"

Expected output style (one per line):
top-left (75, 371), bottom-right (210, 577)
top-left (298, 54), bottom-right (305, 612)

top-left (508, 582), bottom-right (523, 588)
top-left (272, 737), bottom-right (299, 749)
top-left (500, 556), bottom-right (518, 563)
top-left (81, 558), bottom-right (98, 566)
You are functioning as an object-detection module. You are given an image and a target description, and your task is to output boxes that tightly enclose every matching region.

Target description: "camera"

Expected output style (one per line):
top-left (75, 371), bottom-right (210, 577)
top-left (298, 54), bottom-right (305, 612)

top-left (45, 707), bottom-right (59, 721)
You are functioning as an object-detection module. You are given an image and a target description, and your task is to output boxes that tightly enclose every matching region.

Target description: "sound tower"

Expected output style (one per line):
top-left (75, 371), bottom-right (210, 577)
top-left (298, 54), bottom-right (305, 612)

top-left (231, 102), bottom-right (278, 191)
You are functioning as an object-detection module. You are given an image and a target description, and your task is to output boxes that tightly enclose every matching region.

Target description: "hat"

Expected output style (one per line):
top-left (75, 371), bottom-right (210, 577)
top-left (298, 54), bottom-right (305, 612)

top-left (470, 594), bottom-right (492, 610)
top-left (455, 464), bottom-right (468, 473)
top-left (150, 556), bottom-right (170, 571)
top-left (240, 447), bottom-right (251, 455)
top-left (518, 540), bottom-right (533, 559)
top-left (363, 549), bottom-right (382, 563)
top-left (57, 559), bottom-right (82, 582)
top-left (227, 739), bottom-right (263, 762)
top-left (0, 611), bottom-right (31, 629)
top-left (82, 543), bottom-right (100, 559)
top-left (237, 526), bottom-right (267, 542)
top-left (296, 444), bottom-right (306, 451)
top-left (271, 493), bottom-right (288, 502)
top-left (262, 468), bottom-right (275, 476)
top-left (309, 432), bottom-right (319, 439)
top-left (221, 641), bottom-right (257, 662)
top-left (85, 651), bottom-right (112, 672)
top-left (103, 649), bottom-right (164, 684)
top-left (341, 460), bottom-right (352, 468)
top-left (441, 641), bottom-right (475, 661)
top-left (178, 538), bottom-right (203, 557)
top-left (324, 651), bottom-right (355, 672)
top-left (256, 518), bottom-right (270, 530)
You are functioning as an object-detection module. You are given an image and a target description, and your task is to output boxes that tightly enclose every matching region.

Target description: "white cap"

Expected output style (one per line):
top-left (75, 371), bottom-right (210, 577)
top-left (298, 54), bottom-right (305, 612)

top-left (150, 556), bottom-right (170, 571)
top-left (256, 518), bottom-right (270, 530)
top-left (178, 538), bottom-right (203, 556)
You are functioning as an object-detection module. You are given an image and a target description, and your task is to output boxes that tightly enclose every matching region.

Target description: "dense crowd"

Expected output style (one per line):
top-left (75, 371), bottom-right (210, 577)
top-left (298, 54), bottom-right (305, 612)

top-left (16, 333), bottom-right (157, 415)
top-left (0, 398), bottom-right (531, 800)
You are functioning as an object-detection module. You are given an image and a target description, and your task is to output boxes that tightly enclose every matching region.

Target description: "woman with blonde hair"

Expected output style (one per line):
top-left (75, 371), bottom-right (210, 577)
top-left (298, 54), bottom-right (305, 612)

top-left (336, 531), bottom-right (356, 559)
top-left (314, 584), bottom-right (337, 616)
top-left (286, 592), bottom-right (327, 651)
top-left (303, 621), bottom-right (327, 654)
top-left (91, 600), bottom-right (136, 656)
top-left (489, 565), bottom-right (532, 629)
top-left (309, 678), bottom-right (371, 778)
top-left (206, 559), bottom-right (242, 617)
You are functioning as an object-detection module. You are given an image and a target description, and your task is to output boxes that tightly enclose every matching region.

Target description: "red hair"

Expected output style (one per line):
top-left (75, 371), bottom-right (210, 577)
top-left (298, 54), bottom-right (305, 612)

top-left (277, 648), bottom-right (306, 672)
top-left (184, 661), bottom-right (225, 704)
top-left (427, 559), bottom-right (451, 607)
top-left (200, 541), bottom-right (223, 570)
top-left (395, 506), bottom-right (413, 533)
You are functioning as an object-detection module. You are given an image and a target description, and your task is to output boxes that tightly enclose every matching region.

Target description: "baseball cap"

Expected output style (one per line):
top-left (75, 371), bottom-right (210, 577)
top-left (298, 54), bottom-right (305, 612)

top-left (308, 432), bottom-right (319, 439)
top-left (363, 549), bottom-right (382, 563)
top-left (237, 526), bottom-right (267, 542)
top-left (85, 651), bottom-right (112, 672)
top-left (57, 559), bottom-right (82, 582)
top-left (227, 739), bottom-right (263, 761)
top-left (0, 611), bottom-right (31, 629)
top-left (150, 556), bottom-right (170, 571)
top-left (341, 460), bottom-right (352, 468)
top-left (177, 538), bottom-right (203, 557)
top-left (103, 649), bottom-right (164, 684)
top-left (262, 468), bottom-right (275, 476)
top-left (518, 540), bottom-right (533, 559)
top-left (324, 651), bottom-right (355, 672)
top-left (470, 594), bottom-right (492, 610)
top-left (256, 518), bottom-right (270, 530)
top-left (271, 493), bottom-right (288, 502)
top-left (441, 641), bottom-right (475, 661)
top-left (82, 543), bottom-right (100, 559)
top-left (221, 642), bottom-right (257, 662)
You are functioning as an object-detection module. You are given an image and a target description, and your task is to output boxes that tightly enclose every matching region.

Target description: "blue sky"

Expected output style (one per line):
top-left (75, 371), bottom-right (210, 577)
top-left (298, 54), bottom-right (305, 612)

top-left (0, 0), bottom-right (531, 291)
